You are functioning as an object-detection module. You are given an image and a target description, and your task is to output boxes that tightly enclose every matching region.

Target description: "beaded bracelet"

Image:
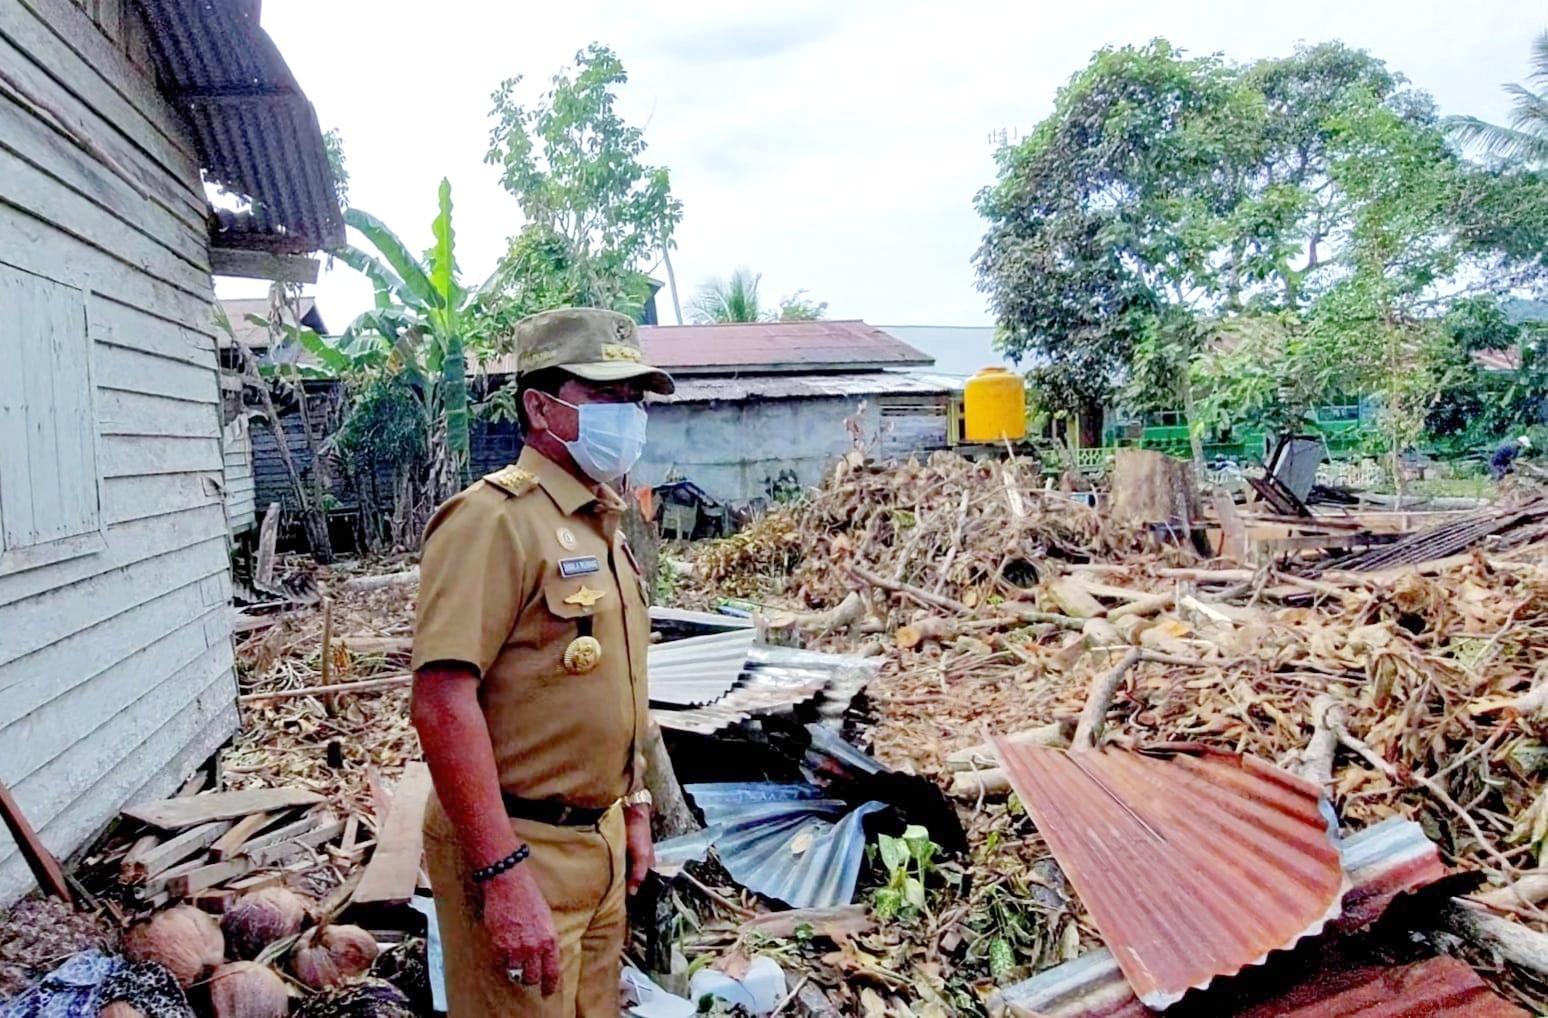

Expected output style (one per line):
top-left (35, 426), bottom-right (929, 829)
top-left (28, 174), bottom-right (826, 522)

top-left (472, 844), bottom-right (531, 884)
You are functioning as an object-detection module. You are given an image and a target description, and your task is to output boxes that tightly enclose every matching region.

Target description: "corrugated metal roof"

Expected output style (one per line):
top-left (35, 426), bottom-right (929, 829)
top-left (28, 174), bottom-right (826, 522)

top-left (136, 0), bottom-right (345, 254)
top-left (673, 783), bottom-right (887, 908)
top-left (648, 630), bottom-right (757, 707)
top-left (654, 645), bottom-right (881, 735)
top-left (989, 817), bottom-right (1452, 1018)
top-left (648, 371), bottom-right (960, 405)
top-left (648, 606), bottom-right (755, 630)
top-left (485, 320), bottom-right (934, 376)
top-left (993, 742), bottom-right (1348, 1011)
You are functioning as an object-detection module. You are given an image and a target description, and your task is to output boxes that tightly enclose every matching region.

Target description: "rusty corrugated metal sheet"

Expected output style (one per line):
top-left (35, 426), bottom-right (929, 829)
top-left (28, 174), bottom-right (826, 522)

top-left (134, 0), bottom-right (345, 254)
top-left (485, 321), bottom-right (934, 376)
top-left (992, 742), bottom-right (1347, 1010)
top-left (989, 817), bottom-right (1450, 1018)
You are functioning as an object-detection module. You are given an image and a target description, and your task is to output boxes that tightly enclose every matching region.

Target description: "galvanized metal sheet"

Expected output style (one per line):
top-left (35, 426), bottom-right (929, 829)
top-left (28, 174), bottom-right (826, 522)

top-left (993, 742), bottom-right (1348, 1011)
top-left (653, 646), bottom-right (880, 735)
top-left (671, 782), bottom-right (888, 909)
top-left (989, 817), bottom-right (1451, 1018)
top-left (648, 630), bottom-right (756, 707)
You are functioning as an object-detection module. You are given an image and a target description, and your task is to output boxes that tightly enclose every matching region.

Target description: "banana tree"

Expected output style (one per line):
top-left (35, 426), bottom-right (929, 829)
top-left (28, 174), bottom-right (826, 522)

top-left (334, 179), bottom-right (492, 506)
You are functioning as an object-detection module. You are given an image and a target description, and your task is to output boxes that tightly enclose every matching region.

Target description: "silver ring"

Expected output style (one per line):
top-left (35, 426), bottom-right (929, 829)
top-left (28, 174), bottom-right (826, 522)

top-left (507, 967), bottom-right (524, 984)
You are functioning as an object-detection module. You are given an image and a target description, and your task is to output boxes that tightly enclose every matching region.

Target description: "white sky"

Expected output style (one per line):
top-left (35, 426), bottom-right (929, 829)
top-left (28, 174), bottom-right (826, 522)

top-left (217, 0), bottom-right (1543, 331)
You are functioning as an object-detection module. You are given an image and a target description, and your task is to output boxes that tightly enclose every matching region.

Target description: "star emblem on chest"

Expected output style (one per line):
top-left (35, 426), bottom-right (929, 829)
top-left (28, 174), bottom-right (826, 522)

top-left (563, 585), bottom-right (607, 608)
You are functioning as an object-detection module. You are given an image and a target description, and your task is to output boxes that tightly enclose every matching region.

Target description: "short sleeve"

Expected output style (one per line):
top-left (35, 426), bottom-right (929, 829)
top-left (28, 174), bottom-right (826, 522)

top-left (411, 492), bottom-right (527, 678)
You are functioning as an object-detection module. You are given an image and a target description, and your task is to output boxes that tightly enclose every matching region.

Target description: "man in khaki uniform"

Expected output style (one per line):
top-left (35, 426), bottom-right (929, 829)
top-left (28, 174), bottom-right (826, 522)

top-left (411, 308), bottom-right (671, 1016)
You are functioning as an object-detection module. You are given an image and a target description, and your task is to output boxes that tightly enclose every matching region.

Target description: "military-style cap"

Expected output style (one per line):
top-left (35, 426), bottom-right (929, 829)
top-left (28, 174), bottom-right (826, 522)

top-left (513, 308), bottom-right (675, 395)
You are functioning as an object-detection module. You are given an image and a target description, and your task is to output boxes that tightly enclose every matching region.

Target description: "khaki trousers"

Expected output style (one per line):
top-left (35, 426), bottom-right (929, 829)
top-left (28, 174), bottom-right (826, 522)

top-left (425, 795), bottom-right (627, 1017)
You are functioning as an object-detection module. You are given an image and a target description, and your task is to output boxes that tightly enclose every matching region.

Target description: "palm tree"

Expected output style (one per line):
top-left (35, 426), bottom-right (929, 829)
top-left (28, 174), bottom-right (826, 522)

top-left (690, 267), bottom-right (770, 323)
top-left (1446, 31), bottom-right (1548, 166)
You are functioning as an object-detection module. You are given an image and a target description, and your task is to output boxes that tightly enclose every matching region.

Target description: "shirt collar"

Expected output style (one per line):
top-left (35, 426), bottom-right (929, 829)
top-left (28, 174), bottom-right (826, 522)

top-left (518, 445), bottom-right (625, 517)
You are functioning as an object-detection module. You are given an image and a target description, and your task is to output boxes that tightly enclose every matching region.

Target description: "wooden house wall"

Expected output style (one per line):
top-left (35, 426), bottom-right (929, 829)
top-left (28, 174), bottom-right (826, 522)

top-left (0, 0), bottom-right (237, 906)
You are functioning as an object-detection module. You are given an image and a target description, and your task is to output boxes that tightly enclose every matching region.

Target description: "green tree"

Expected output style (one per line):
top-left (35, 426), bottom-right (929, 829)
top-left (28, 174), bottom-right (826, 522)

top-left (486, 44), bottom-right (682, 319)
top-left (334, 179), bottom-right (495, 524)
top-left (690, 267), bottom-right (769, 323)
top-left (777, 290), bottom-right (828, 321)
top-left (1446, 32), bottom-right (1548, 167)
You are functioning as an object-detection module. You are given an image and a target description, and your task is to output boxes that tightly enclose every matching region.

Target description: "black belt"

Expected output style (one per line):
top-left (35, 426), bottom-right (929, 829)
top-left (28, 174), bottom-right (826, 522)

top-left (502, 792), bottom-right (610, 828)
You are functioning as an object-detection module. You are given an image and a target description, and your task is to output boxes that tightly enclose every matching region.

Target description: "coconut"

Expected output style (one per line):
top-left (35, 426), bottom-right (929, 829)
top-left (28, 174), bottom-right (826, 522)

top-left (292, 979), bottom-right (415, 1018)
top-left (221, 886), bottom-right (309, 960)
top-left (207, 962), bottom-right (290, 1018)
top-left (122, 906), bottom-right (224, 988)
top-left (292, 924), bottom-right (379, 989)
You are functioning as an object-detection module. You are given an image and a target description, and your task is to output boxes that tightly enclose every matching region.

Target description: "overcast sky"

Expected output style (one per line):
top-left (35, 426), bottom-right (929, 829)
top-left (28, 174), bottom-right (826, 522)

top-left (217, 0), bottom-right (1543, 332)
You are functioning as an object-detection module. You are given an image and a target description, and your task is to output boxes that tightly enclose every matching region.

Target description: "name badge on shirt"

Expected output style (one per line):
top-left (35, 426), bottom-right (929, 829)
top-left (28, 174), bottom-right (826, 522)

top-left (559, 556), bottom-right (601, 578)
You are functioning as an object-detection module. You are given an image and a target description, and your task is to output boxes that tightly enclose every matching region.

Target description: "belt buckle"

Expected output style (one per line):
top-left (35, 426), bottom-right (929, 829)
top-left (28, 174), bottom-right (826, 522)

top-left (555, 804), bottom-right (574, 826)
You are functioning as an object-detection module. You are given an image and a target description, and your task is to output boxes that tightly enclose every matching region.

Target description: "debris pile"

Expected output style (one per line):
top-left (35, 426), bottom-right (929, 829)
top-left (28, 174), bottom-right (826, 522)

top-left (662, 450), bottom-right (1548, 1014)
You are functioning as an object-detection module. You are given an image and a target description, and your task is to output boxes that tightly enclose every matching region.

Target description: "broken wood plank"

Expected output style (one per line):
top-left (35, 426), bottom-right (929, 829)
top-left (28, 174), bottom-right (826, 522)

top-left (1049, 577), bottom-right (1106, 619)
top-left (139, 857), bottom-right (211, 898)
top-left (210, 812), bottom-right (274, 861)
top-left (122, 788), bottom-right (324, 830)
top-left (167, 858), bottom-right (252, 899)
top-left (119, 834), bottom-right (161, 882)
top-left (239, 811), bottom-right (326, 855)
top-left (227, 872), bottom-right (288, 893)
top-left (339, 814), bottom-right (360, 856)
top-left (176, 770), bottom-right (208, 797)
top-left (352, 762), bottom-right (432, 906)
top-left (0, 778), bottom-right (72, 903)
top-left (124, 821), bottom-right (233, 883)
top-left (338, 635), bottom-right (413, 655)
top-left (1213, 487), bottom-right (1249, 564)
top-left (255, 502), bottom-right (280, 590)
top-left (244, 818), bottom-right (343, 869)
top-left (232, 610), bottom-right (280, 635)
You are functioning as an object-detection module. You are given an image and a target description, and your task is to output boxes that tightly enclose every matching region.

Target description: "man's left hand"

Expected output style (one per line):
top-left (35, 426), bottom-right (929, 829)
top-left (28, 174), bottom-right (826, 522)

top-left (624, 803), bottom-right (654, 895)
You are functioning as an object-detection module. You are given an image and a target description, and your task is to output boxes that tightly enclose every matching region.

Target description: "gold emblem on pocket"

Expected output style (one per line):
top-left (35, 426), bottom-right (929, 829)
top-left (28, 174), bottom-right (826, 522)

top-left (564, 585), bottom-right (606, 608)
top-left (564, 636), bottom-right (602, 674)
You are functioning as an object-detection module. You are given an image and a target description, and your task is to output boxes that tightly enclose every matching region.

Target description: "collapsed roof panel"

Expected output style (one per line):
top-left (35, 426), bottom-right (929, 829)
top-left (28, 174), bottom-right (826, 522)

top-left (993, 742), bottom-right (1348, 1011)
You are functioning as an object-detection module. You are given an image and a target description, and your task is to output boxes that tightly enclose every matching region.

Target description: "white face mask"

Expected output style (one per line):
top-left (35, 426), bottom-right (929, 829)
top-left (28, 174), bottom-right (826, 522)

top-left (549, 397), bottom-right (649, 483)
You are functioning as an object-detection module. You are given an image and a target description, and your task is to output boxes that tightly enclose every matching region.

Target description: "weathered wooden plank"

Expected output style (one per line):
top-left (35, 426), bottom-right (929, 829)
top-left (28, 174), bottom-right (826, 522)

top-left (245, 818), bottom-right (343, 869)
top-left (0, 534), bottom-right (226, 669)
top-left (167, 857), bottom-right (251, 899)
top-left (0, 778), bottom-right (71, 901)
top-left (1, 0), bottom-right (202, 198)
top-left (102, 474), bottom-right (222, 527)
top-left (92, 295), bottom-right (217, 370)
top-left (0, 205), bottom-right (212, 330)
top-left (0, 91), bottom-right (206, 268)
top-left (94, 342), bottom-right (218, 406)
top-left (100, 434), bottom-right (223, 479)
top-left (123, 819), bottom-right (231, 882)
top-left (0, 657), bottom-right (236, 905)
top-left (0, 604), bottom-right (219, 774)
top-left (0, 501), bottom-right (224, 607)
top-left (211, 249), bottom-right (320, 284)
top-left (0, 142), bottom-right (208, 296)
top-left (209, 811), bottom-right (273, 861)
top-left (97, 388), bottom-right (220, 440)
top-left (351, 763), bottom-right (432, 906)
top-left (124, 788), bottom-right (326, 832)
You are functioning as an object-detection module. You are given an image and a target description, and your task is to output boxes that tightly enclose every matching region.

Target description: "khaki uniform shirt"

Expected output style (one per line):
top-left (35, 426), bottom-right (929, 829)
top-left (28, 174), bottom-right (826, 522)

top-left (411, 446), bottom-right (650, 809)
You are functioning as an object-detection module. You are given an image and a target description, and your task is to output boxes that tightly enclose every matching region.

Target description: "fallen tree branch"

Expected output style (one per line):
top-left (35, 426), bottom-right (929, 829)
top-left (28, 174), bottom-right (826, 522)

top-left (1072, 647), bottom-right (1143, 751)
top-left (1437, 900), bottom-right (1548, 978)
top-left (761, 592), bottom-right (867, 636)
top-left (1297, 694), bottom-right (1346, 789)
top-left (239, 674), bottom-right (412, 702)
top-left (339, 568), bottom-right (420, 592)
top-left (851, 565), bottom-right (1083, 630)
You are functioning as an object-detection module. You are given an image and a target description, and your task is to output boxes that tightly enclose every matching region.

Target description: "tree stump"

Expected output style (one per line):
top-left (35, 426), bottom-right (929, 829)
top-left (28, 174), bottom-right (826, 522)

top-left (1109, 449), bottom-right (1200, 529)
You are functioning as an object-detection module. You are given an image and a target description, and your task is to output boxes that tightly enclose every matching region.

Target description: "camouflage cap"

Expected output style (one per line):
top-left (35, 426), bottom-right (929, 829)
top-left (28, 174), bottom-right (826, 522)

top-left (513, 308), bottom-right (675, 395)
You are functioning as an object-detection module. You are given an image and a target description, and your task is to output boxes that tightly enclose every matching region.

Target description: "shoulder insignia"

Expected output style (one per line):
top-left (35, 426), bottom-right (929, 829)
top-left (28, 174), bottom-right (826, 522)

top-left (483, 465), bottom-right (538, 497)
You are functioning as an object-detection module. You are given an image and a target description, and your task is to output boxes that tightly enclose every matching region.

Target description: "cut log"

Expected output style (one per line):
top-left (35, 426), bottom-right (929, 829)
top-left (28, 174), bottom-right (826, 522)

top-left (1048, 578), bottom-right (1106, 619)
top-left (762, 592), bottom-right (866, 636)
top-left (1108, 449), bottom-right (1200, 530)
top-left (339, 568), bottom-right (420, 592)
top-left (255, 502), bottom-right (280, 590)
top-left (119, 835), bottom-right (161, 883)
top-left (643, 717), bottom-right (698, 841)
top-left (352, 763), bottom-right (432, 906)
top-left (1438, 901), bottom-right (1548, 978)
top-left (123, 788), bottom-right (324, 830)
top-left (947, 723), bottom-right (1072, 772)
top-left (950, 768), bottom-right (1011, 799)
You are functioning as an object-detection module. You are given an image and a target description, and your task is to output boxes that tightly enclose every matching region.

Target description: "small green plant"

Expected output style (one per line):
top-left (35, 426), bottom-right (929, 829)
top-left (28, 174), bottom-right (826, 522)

top-left (872, 825), bottom-right (940, 921)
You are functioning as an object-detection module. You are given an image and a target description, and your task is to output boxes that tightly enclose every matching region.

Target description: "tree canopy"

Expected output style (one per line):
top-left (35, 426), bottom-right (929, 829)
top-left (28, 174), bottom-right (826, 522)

top-left (976, 38), bottom-right (1548, 457)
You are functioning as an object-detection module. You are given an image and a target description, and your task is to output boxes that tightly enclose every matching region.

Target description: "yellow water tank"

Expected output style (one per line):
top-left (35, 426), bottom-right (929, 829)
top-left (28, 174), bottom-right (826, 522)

top-left (963, 367), bottom-right (1026, 443)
